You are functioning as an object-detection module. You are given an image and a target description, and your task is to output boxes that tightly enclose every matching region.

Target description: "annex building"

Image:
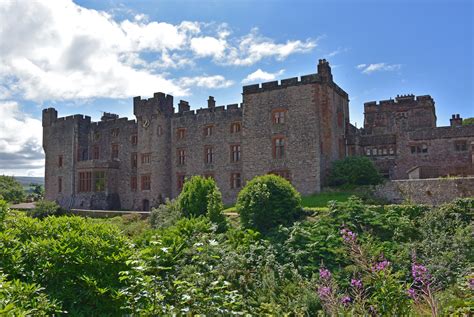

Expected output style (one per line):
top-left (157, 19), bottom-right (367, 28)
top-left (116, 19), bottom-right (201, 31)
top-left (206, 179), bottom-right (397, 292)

top-left (42, 59), bottom-right (474, 211)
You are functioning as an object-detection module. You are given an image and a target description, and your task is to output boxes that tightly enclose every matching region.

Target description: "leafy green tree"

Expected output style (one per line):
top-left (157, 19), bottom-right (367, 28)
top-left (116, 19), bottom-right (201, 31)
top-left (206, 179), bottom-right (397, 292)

top-left (31, 200), bottom-right (62, 219)
top-left (237, 174), bottom-right (302, 233)
top-left (328, 156), bottom-right (382, 186)
top-left (0, 175), bottom-right (25, 203)
top-left (149, 198), bottom-right (182, 229)
top-left (462, 117), bottom-right (474, 125)
top-left (0, 199), bottom-right (8, 230)
top-left (178, 176), bottom-right (227, 229)
top-left (29, 183), bottom-right (45, 201)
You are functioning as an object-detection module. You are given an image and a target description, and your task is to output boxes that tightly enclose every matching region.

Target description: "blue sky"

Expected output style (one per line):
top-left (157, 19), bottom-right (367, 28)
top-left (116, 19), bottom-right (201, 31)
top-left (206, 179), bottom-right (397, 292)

top-left (0, 0), bottom-right (472, 176)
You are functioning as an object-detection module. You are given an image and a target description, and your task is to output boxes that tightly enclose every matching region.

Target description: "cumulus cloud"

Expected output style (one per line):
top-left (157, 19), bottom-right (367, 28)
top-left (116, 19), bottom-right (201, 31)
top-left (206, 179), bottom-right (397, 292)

top-left (356, 63), bottom-right (401, 74)
top-left (178, 76), bottom-right (234, 89)
top-left (241, 69), bottom-right (285, 84)
top-left (0, 101), bottom-right (44, 176)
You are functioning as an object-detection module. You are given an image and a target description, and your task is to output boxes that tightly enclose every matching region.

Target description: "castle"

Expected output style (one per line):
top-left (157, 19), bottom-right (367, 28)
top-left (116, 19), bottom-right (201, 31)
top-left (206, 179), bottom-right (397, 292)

top-left (42, 59), bottom-right (474, 211)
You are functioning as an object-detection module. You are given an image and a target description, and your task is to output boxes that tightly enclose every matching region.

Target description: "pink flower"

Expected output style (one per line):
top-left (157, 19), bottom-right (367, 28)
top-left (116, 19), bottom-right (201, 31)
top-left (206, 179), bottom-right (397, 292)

top-left (412, 263), bottom-right (430, 284)
top-left (407, 288), bottom-right (417, 299)
top-left (340, 228), bottom-right (357, 242)
top-left (318, 286), bottom-right (331, 298)
top-left (372, 260), bottom-right (390, 272)
top-left (319, 268), bottom-right (331, 280)
top-left (341, 295), bottom-right (351, 305)
top-left (351, 278), bottom-right (362, 288)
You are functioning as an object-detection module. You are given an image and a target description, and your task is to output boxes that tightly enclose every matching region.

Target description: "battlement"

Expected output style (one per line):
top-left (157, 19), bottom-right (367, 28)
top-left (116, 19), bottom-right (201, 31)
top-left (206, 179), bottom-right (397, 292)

top-left (242, 74), bottom-right (323, 94)
top-left (364, 94), bottom-right (434, 110)
top-left (91, 117), bottom-right (136, 129)
top-left (133, 92), bottom-right (174, 117)
top-left (173, 103), bottom-right (243, 120)
top-left (43, 107), bottom-right (92, 127)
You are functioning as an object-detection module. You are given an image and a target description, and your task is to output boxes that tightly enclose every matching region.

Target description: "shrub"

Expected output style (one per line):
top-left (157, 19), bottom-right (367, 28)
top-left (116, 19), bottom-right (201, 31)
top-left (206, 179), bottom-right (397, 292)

top-left (328, 156), bottom-right (382, 186)
top-left (0, 175), bottom-right (25, 203)
top-left (178, 176), bottom-right (227, 229)
top-left (237, 174), bottom-right (302, 233)
top-left (31, 200), bottom-right (62, 219)
top-left (0, 199), bottom-right (8, 228)
top-left (150, 198), bottom-right (182, 229)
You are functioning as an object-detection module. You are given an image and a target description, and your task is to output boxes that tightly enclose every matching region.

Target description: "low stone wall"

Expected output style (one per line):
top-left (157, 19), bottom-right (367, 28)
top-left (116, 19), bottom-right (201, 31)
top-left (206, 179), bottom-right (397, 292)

top-left (69, 209), bottom-right (149, 218)
top-left (374, 177), bottom-right (474, 205)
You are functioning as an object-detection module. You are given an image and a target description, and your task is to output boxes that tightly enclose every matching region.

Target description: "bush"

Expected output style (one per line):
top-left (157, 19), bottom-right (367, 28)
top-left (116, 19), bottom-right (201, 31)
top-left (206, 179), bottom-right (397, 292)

top-left (0, 199), bottom-right (8, 228)
top-left (31, 200), bottom-right (61, 219)
top-left (178, 176), bottom-right (227, 229)
top-left (0, 175), bottom-right (25, 203)
top-left (237, 174), bottom-right (302, 233)
top-left (328, 156), bottom-right (382, 186)
top-left (149, 198), bottom-right (182, 229)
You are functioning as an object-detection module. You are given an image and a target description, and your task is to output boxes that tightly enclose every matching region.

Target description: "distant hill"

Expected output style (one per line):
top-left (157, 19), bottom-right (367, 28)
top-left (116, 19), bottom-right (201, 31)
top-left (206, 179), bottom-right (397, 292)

top-left (14, 176), bottom-right (44, 187)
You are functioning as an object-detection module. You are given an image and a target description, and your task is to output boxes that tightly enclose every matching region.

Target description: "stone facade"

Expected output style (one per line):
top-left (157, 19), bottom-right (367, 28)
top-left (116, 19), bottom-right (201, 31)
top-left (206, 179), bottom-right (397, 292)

top-left (347, 95), bottom-right (474, 179)
top-left (43, 59), bottom-right (349, 210)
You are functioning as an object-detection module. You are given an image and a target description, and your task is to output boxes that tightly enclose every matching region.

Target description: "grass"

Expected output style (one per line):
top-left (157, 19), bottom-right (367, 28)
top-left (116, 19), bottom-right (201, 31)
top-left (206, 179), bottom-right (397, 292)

top-left (301, 191), bottom-right (355, 208)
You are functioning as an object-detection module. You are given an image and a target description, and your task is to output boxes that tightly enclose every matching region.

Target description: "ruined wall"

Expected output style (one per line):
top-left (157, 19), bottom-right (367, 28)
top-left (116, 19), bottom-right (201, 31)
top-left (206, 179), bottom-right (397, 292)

top-left (374, 177), bottom-right (474, 205)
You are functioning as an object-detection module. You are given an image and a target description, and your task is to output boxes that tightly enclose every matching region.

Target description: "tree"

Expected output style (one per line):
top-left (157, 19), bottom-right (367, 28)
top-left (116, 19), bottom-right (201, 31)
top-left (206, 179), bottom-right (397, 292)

top-left (236, 174), bottom-right (302, 233)
top-left (328, 156), bottom-right (382, 186)
top-left (462, 117), bottom-right (474, 126)
top-left (0, 175), bottom-right (25, 203)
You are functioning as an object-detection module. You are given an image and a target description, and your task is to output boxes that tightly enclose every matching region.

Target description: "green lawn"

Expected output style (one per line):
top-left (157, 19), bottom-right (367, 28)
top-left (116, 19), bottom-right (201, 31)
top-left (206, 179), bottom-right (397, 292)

top-left (301, 191), bottom-right (354, 208)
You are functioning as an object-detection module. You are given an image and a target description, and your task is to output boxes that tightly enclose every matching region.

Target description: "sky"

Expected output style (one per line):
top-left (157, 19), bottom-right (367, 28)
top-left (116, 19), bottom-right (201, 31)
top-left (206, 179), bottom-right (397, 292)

top-left (0, 0), bottom-right (472, 177)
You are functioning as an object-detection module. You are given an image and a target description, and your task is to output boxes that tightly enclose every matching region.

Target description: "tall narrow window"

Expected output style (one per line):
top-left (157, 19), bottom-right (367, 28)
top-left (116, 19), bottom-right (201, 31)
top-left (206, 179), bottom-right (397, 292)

top-left (78, 172), bottom-right (92, 192)
top-left (131, 153), bottom-right (138, 168)
top-left (230, 145), bottom-right (241, 162)
top-left (131, 134), bottom-right (138, 145)
top-left (131, 176), bottom-right (137, 192)
top-left (111, 128), bottom-right (120, 137)
top-left (177, 174), bottom-right (186, 192)
top-left (157, 125), bottom-right (163, 136)
top-left (273, 137), bottom-right (285, 159)
top-left (455, 140), bottom-right (467, 152)
top-left (272, 109), bottom-right (286, 124)
top-left (111, 144), bottom-right (119, 159)
top-left (58, 155), bottom-right (63, 167)
top-left (230, 173), bottom-right (241, 189)
top-left (205, 146), bottom-right (214, 164)
top-left (177, 128), bottom-right (186, 140)
top-left (230, 122), bottom-right (241, 133)
top-left (92, 145), bottom-right (100, 160)
top-left (203, 125), bottom-right (213, 137)
top-left (58, 177), bottom-right (62, 193)
top-left (141, 153), bottom-right (151, 164)
top-left (94, 171), bottom-right (106, 192)
top-left (177, 149), bottom-right (186, 165)
top-left (141, 174), bottom-right (151, 191)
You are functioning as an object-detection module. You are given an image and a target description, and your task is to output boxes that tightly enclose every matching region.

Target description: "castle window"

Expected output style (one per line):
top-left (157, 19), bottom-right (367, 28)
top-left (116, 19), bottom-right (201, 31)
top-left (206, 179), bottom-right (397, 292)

top-left (131, 134), bottom-right (138, 145)
top-left (94, 171), bottom-right (106, 192)
top-left (157, 125), bottom-right (163, 136)
top-left (131, 153), bottom-right (138, 168)
top-left (410, 144), bottom-right (428, 154)
top-left (454, 140), bottom-right (467, 152)
top-left (78, 172), bottom-right (92, 192)
top-left (230, 144), bottom-right (241, 162)
top-left (92, 145), bottom-right (100, 160)
top-left (111, 144), bottom-right (119, 159)
top-left (389, 147), bottom-right (395, 155)
top-left (372, 148), bottom-right (377, 156)
top-left (205, 146), bottom-right (214, 164)
top-left (382, 148), bottom-right (388, 155)
top-left (273, 137), bottom-right (285, 159)
top-left (366, 148), bottom-right (371, 156)
top-left (58, 177), bottom-right (62, 193)
top-left (131, 176), bottom-right (137, 192)
top-left (58, 155), bottom-right (63, 167)
top-left (272, 109), bottom-right (286, 124)
top-left (231, 122), bottom-right (241, 133)
top-left (177, 149), bottom-right (186, 165)
top-left (177, 174), bottom-right (186, 192)
top-left (269, 170), bottom-right (291, 182)
top-left (93, 132), bottom-right (100, 141)
top-left (141, 153), bottom-right (151, 164)
top-left (203, 125), bottom-right (213, 137)
top-left (230, 173), bottom-right (241, 189)
top-left (111, 128), bottom-right (119, 137)
top-left (141, 174), bottom-right (151, 191)
top-left (177, 128), bottom-right (186, 140)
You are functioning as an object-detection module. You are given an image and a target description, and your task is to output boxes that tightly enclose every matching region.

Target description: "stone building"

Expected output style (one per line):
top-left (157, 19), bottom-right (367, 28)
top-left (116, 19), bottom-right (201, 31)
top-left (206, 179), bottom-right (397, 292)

top-left (43, 59), bottom-right (349, 210)
top-left (347, 94), bottom-right (474, 179)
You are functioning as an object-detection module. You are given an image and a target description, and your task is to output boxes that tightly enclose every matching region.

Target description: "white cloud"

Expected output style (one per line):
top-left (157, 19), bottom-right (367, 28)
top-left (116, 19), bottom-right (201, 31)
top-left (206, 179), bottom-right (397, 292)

top-left (242, 69), bottom-right (285, 84)
top-left (190, 36), bottom-right (227, 59)
top-left (0, 101), bottom-right (44, 177)
top-left (357, 63), bottom-right (401, 74)
top-left (178, 76), bottom-right (234, 89)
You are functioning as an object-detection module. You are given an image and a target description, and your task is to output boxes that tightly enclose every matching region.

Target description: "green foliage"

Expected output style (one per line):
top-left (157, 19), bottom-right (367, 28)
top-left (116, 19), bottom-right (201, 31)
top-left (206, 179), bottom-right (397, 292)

top-left (0, 175), bottom-right (25, 203)
top-left (462, 117), bottom-right (474, 125)
top-left (31, 200), bottom-right (62, 219)
top-left (301, 190), bottom-right (354, 207)
top-left (0, 199), bottom-right (8, 229)
top-left (237, 174), bottom-right (302, 233)
top-left (178, 176), bottom-right (227, 230)
top-left (149, 198), bottom-right (182, 229)
top-left (0, 273), bottom-right (62, 316)
top-left (328, 156), bottom-right (382, 186)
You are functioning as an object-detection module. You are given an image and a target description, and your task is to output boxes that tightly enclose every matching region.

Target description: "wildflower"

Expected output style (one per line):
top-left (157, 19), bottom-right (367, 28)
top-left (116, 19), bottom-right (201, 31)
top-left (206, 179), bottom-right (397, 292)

top-left (412, 263), bottom-right (430, 284)
top-left (341, 295), bottom-right (351, 305)
top-left (407, 288), bottom-right (417, 299)
top-left (340, 228), bottom-right (357, 242)
top-left (350, 278), bottom-right (362, 289)
top-left (372, 260), bottom-right (390, 272)
top-left (318, 286), bottom-right (332, 298)
top-left (470, 278), bottom-right (474, 290)
top-left (319, 268), bottom-right (331, 280)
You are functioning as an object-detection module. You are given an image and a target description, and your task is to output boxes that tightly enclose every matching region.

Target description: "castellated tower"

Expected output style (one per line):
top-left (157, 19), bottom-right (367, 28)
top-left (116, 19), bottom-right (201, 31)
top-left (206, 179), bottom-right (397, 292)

top-left (42, 58), bottom-right (350, 210)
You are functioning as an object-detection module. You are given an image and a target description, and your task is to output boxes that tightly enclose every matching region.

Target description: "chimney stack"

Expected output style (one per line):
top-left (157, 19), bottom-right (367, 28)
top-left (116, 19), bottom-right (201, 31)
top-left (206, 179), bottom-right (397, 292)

top-left (450, 114), bottom-right (463, 127)
top-left (207, 96), bottom-right (216, 109)
top-left (178, 100), bottom-right (190, 113)
top-left (317, 58), bottom-right (333, 82)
